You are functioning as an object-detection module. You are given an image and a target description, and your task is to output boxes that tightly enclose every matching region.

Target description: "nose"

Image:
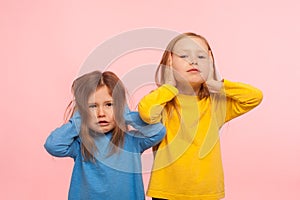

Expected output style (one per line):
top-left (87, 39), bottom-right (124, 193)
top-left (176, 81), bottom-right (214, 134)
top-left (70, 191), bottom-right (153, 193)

top-left (97, 106), bottom-right (105, 117)
top-left (189, 59), bottom-right (198, 66)
top-left (190, 61), bottom-right (198, 65)
top-left (189, 55), bottom-right (198, 66)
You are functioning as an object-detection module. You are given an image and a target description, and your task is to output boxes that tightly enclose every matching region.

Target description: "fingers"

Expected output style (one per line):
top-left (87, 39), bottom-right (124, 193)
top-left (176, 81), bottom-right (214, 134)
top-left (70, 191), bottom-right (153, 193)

top-left (167, 53), bottom-right (172, 67)
top-left (162, 53), bottom-right (176, 86)
top-left (205, 54), bottom-right (222, 93)
top-left (206, 79), bottom-right (223, 94)
top-left (164, 65), bottom-right (176, 86)
top-left (207, 56), bottom-right (215, 77)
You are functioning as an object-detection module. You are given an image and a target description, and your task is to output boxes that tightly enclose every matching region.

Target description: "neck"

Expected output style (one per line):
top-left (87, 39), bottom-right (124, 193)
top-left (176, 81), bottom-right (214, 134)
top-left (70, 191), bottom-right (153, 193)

top-left (177, 83), bottom-right (200, 95)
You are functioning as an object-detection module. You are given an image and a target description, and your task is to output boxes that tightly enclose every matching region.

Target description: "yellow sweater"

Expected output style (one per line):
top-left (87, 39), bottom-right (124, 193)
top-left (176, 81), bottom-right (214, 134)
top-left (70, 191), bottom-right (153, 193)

top-left (138, 80), bottom-right (263, 200)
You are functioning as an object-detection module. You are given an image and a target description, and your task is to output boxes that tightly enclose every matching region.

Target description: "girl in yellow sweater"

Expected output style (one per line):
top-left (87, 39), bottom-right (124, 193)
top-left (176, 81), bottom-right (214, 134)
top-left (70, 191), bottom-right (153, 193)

top-left (138, 32), bottom-right (263, 200)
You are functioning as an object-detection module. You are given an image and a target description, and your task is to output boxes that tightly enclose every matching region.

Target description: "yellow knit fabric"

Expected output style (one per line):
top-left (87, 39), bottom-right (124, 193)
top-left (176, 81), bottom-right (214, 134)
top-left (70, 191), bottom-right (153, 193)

top-left (138, 80), bottom-right (263, 200)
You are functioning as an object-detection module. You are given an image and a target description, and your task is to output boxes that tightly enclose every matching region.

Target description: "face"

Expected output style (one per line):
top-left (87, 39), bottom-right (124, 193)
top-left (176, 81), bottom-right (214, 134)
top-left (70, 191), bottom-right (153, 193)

top-left (171, 36), bottom-right (212, 87)
top-left (87, 86), bottom-right (116, 134)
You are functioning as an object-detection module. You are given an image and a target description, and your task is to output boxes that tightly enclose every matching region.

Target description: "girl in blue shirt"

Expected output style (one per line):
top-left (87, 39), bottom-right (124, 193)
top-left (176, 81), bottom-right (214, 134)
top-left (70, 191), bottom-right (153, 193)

top-left (44, 70), bottom-right (166, 200)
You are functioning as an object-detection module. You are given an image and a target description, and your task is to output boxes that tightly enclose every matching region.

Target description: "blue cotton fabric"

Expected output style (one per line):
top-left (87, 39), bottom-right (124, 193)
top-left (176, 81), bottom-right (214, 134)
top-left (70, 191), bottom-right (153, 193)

top-left (44, 111), bottom-right (165, 200)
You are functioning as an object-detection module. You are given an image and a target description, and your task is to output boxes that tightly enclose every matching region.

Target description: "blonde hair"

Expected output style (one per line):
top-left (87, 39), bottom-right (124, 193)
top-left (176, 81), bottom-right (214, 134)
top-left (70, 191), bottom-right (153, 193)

top-left (65, 71), bottom-right (127, 162)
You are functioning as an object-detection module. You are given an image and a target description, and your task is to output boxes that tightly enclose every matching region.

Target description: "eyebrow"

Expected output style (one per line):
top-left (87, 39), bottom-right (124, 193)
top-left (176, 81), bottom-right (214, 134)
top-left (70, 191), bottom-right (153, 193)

top-left (88, 99), bottom-right (113, 104)
top-left (176, 49), bottom-right (208, 54)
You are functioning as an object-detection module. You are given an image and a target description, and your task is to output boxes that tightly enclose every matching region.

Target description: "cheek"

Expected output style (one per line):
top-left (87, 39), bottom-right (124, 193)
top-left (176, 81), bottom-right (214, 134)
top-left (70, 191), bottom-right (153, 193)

top-left (110, 114), bottom-right (116, 123)
top-left (89, 113), bottom-right (98, 123)
top-left (109, 109), bottom-right (115, 119)
top-left (109, 118), bottom-right (117, 130)
top-left (111, 120), bottom-right (116, 128)
top-left (87, 121), bottom-right (96, 131)
top-left (108, 111), bottom-right (116, 122)
top-left (198, 60), bottom-right (210, 79)
top-left (172, 57), bottom-right (187, 70)
top-left (200, 67), bottom-right (210, 80)
top-left (203, 67), bottom-right (210, 80)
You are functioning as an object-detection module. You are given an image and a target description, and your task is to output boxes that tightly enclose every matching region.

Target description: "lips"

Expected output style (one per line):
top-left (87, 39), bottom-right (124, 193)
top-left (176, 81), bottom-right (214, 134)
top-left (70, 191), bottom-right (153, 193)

top-left (98, 120), bottom-right (109, 126)
top-left (187, 68), bottom-right (199, 72)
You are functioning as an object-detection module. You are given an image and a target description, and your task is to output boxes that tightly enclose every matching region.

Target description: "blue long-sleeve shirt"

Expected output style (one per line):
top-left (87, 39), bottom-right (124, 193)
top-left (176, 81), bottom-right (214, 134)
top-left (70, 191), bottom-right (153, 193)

top-left (44, 111), bottom-right (166, 200)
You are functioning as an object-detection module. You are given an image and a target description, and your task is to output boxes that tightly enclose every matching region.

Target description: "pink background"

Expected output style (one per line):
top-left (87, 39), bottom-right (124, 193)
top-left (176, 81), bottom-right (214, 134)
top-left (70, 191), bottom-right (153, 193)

top-left (1, 0), bottom-right (299, 199)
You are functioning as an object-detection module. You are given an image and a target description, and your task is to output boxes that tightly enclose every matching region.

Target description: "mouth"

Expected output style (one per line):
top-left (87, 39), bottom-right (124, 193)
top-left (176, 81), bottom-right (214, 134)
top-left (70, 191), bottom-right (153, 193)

top-left (97, 120), bottom-right (109, 126)
top-left (187, 68), bottom-right (200, 73)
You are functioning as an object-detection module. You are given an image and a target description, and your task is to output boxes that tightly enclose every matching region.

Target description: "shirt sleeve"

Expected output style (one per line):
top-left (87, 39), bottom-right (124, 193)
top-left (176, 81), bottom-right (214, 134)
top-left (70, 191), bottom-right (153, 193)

top-left (125, 112), bottom-right (166, 152)
top-left (44, 112), bottom-right (82, 159)
top-left (224, 79), bottom-right (263, 122)
top-left (138, 84), bottom-right (178, 124)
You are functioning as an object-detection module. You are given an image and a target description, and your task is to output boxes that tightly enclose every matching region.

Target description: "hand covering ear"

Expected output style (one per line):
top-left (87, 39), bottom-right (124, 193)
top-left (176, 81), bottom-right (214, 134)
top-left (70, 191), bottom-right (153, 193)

top-left (205, 55), bottom-right (223, 93)
top-left (164, 53), bottom-right (176, 86)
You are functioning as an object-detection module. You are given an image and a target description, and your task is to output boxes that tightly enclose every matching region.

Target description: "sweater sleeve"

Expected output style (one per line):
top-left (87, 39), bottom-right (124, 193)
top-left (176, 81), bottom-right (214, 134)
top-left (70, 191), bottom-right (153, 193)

top-left (44, 112), bottom-right (81, 158)
top-left (125, 111), bottom-right (166, 152)
top-left (224, 79), bottom-right (263, 122)
top-left (138, 84), bottom-right (178, 124)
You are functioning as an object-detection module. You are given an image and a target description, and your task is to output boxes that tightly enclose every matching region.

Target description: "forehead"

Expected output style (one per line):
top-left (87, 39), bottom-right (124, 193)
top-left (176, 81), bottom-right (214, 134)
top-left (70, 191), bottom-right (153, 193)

top-left (173, 36), bottom-right (209, 53)
top-left (88, 86), bottom-right (112, 102)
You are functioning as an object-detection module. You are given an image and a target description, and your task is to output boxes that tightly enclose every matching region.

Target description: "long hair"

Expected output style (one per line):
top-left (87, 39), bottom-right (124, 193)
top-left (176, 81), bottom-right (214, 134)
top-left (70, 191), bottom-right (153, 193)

top-left (64, 70), bottom-right (127, 162)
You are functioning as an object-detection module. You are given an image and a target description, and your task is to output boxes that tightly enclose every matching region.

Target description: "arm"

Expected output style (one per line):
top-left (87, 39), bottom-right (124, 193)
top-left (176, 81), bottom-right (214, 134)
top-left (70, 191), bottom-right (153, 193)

top-left (44, 112), bottom-right (81, 158)
top-left (138, 84), bottom-right (178, 124)
top-left (224, 79), bottom-right (263, 122)
top-left (125, 111), bottom-right (166, 151)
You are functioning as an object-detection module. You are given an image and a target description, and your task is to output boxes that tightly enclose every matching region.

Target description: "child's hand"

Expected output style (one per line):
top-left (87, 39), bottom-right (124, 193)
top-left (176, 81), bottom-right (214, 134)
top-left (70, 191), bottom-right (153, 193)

top-left (124, 109), bottom-right (148, 129)
top-left (164, 66), bottom-right (176, 86)
top-left (206, 79), bottom-right (223, 93)
top-left (205, 60), bottom-right (223, 93)
top-left (164, 54), bottom-right (176, 86)
top-left (72, 111), bottom-right (82, 133)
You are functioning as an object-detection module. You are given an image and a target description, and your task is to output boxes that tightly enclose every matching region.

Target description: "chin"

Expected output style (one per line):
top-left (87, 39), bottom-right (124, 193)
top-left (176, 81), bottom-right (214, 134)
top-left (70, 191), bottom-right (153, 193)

top-left (98, 128), bottom-right (111, 134)
top-left (190, 79), bottom-right (204, 85)
top-left (199, 79), bottom-right (206, 84)
top-left (89, 127), bottom-right (106, 134)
